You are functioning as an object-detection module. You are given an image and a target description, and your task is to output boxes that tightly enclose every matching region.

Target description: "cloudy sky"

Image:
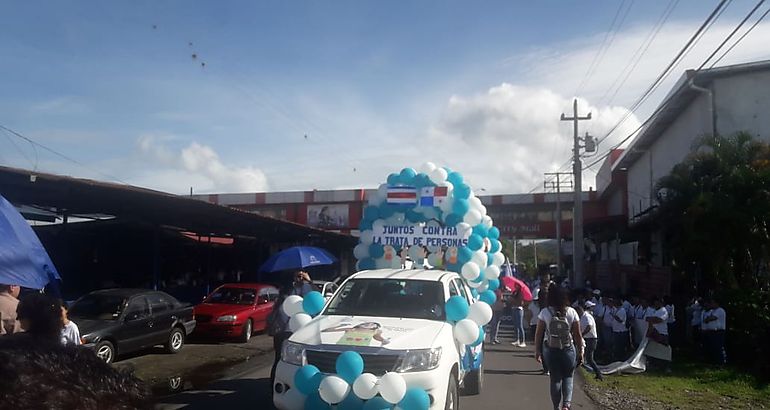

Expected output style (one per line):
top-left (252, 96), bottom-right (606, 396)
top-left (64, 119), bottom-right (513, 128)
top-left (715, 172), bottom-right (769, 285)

top-left (2, 1), bottom-right (770, 195)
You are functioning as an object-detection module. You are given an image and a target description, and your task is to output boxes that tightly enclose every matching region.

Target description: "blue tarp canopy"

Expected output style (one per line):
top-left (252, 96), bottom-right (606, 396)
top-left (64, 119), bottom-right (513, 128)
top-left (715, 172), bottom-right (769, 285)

top-left (0, 194), bottom-right (61, 289)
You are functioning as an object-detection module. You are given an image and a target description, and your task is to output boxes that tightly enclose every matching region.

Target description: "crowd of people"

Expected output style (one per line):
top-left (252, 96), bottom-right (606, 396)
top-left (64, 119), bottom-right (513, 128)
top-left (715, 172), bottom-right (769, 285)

top-left (0, 283), bottom-right (151, 409)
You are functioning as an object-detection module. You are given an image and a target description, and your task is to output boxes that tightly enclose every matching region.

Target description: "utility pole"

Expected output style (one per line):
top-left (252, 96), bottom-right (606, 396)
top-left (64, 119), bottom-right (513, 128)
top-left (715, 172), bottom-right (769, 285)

top-left (544, 172), bottom-right (573, 277)
top-left (533, 240), bottom-right (538, 268)
top-left (561, 99), bottom-right (591, 288)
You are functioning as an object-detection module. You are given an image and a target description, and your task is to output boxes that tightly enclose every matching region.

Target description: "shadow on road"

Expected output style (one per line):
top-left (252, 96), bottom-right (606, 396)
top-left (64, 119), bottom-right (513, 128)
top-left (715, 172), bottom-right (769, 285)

top-left (484, 369), bottom-right (545, 376)
top-left (155, 377), bottom-right (274, 409)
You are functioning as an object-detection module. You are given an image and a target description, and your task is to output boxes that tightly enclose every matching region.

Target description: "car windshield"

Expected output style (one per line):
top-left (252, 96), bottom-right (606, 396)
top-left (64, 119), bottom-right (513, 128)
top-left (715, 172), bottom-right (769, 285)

top-left (69, 294), bottom-right (127, 321)
top-left (205, 287), bottom-right (257, 305)
top-left (324, 279), bottom-right (446, 320)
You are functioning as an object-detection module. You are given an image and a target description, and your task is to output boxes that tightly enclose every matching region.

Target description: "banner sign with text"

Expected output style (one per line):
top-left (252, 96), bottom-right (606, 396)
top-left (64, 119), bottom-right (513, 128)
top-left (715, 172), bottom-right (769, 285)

top-left (373, 225), bottom-right (470, 248)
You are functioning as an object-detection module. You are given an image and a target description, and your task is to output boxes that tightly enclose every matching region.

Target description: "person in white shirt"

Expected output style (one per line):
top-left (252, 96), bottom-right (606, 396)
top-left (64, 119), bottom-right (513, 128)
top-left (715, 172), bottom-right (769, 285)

top-left (528, 297), bottom-right (540, 343)
top-left (645, 296), bottom-right (672, 372)
top-left (688, 297), bottom-right (703, 346)
top-left (609, 299), bottom-right (628, 361)
top-left (578, 302), bottom-right (602, 381)
top-left (60, 303), bottom-right (81, 346)
top-left (701, 297), bottom-right (727, 365)
top-left (664, 296), bottom-right (676, 344)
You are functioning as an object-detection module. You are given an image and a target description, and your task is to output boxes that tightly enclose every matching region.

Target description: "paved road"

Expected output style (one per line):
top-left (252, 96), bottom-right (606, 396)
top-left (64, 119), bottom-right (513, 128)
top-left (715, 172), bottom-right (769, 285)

top-left (155, 342), bottom-right (596, 409)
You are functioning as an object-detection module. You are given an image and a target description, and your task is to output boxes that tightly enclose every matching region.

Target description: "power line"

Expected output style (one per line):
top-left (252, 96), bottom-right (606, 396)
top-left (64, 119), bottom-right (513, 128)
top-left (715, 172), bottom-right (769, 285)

top-left (697, 0), bottom-right (766, 71)
top-left (710, 3), bottom-right (770, 68)
top-left (0, 124), bottom-right (130, 185)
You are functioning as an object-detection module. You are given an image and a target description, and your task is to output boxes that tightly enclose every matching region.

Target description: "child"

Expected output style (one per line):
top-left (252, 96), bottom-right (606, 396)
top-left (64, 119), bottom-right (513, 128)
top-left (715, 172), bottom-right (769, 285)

top-left (60, 302), bottom-right (81, 346)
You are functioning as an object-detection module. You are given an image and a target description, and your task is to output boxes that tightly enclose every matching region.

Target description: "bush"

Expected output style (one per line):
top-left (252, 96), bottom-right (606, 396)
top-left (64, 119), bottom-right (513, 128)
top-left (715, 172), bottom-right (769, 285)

top-left (717, 289), bottom-right (770, 378)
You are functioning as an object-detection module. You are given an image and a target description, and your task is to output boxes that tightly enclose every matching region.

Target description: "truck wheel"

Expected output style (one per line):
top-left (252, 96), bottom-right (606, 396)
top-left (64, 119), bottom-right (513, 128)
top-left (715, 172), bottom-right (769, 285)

top-left (95, 340), bottom-right (115, 364)
top-left (166, 327), bottom-right (185, 354)
top-left (445, 371), bottom-right (459, 410)
top-left (240, 319), bottom-right (253, 343)
top-left (462, 359), bottom-right (483, 395)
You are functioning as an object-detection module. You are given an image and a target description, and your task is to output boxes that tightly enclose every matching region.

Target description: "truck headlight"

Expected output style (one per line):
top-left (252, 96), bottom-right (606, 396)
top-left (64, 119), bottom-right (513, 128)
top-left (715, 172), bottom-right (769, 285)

top-left (397, 347), bottom-right (442, 372)
top-left (216, 315), bottom-right (237, 322)
top-left (282, 342), bottom-right (306, 366)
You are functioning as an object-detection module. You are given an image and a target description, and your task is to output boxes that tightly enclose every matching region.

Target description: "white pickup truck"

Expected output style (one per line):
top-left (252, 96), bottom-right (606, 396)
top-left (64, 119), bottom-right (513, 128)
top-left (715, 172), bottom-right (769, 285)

top-left (273, 268), bottom-right (484, 410)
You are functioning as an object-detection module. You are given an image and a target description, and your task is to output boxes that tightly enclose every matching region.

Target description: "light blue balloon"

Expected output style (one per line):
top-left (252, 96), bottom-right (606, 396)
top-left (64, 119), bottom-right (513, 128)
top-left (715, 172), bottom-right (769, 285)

top-left (480, 290), bottom-right (497, 305)
top-left (490, 239), bottom-right (501, 253)
top-left (336, 351), bottom-right (365, 384)
top-left (294, 365), bottom-right (321, 395)
top-left (470, 326), bottom-right (485, 347)
top-left (470, 288), bottom-right (479, 298)
top-left (369, 243), bottom-right (385, 259)
top-left (362, 396), bottom-right (392, 410)
top-left (387, 173), bottom-right (401, 186)
top-left (305, 392), bottom-right (331, 410)
top-left (454, 183), bottom-right (471, 199)
top-left (488, 227), bottom-right (500, 240)
top-left (488, 278), bottom-right (500, 291)
top-left (472, 224), bottom-right (488, 238)
top-left (457, 247), bottom-right (473, 264)
top-left (446, 171), bottom-right (464, 187)
top-left (467, 234), bottom-right (483, 251)
top-left (445, 295), bottom-right (470, 322)
top-left (453, 199), bottom-right (470, 216)
top-left (303, 291), bottom-right (326, 316)
top-left (398, 388), bottom-right (430, 410)
top-left (338, 394), bottom-right (365, 410)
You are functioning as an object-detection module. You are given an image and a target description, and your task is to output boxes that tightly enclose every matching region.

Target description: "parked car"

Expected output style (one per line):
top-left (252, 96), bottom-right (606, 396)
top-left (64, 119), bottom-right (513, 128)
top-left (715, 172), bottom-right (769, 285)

top-left (193, 283), bottom-right (279, 342)
top-left (70, 289), bottom-right (196, 364)
top-left (273, 269), bottom-right (484, 410)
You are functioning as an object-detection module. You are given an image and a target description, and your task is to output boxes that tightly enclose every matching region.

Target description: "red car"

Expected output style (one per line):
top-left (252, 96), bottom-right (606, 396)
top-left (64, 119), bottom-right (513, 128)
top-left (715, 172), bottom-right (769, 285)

top-left (193, 283), bottom-right (279, 342)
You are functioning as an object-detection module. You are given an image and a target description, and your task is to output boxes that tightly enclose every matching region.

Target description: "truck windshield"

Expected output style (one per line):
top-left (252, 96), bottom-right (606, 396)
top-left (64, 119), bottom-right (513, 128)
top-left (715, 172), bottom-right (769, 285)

top-left (324, 279), bottom-right (446, 320)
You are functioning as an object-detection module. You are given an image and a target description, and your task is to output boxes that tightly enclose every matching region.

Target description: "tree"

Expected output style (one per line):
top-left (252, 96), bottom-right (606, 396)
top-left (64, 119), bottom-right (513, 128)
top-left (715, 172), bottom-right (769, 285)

top-left (656, 132), bottom-right (770, 290)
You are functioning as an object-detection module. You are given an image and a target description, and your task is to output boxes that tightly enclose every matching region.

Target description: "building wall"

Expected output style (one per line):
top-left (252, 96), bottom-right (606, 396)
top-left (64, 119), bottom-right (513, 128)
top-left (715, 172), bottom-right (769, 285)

top-left (714, 70), bottom-right (770, 137)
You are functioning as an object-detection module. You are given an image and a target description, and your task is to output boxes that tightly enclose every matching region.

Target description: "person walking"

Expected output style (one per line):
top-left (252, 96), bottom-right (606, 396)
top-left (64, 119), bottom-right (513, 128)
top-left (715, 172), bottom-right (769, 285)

top-left (701, 297), bottom-right (727, 365)
top-left (535, 284), bottom-right (584, 410)
top-left (269, 286), bottom-right (294, 388)
top-left (0, 284), bottom-right (21, 335)
top-left (528, 295), bottom-right (540, 343)
top-left (511, 292), bottom-right (526, 347)
top-left (490, 288), bottom-right (505, 344)
top-left (578, 302), bottom-right (602, 381)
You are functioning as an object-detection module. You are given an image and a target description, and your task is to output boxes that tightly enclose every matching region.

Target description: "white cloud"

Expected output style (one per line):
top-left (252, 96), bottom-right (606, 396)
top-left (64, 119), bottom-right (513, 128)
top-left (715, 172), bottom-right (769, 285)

top-left (136, 135), bottom-right (268, 194)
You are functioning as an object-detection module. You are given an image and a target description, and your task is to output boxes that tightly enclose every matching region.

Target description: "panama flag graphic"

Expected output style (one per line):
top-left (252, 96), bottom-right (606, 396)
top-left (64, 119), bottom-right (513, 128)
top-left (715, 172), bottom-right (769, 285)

top-left (419, 186), bottom-right (448, 207)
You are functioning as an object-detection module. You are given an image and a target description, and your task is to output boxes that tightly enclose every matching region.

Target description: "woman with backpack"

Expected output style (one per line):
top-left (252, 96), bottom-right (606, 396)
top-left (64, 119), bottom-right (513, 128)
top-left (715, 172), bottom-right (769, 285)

top-left (268, 285), bottom-right (293, 389)
top-left (534, 284), bottom-right (584, 410)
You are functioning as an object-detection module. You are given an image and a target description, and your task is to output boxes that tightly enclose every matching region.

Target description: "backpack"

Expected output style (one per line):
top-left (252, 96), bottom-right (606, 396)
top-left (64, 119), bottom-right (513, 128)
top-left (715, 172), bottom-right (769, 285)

top-left (267, 303), bottom-right (285, 336)
top-left (547, 308), bottom-right (572, 349)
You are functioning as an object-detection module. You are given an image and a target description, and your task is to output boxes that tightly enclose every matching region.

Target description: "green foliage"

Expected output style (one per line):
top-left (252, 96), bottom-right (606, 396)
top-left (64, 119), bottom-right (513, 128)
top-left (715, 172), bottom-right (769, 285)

top-left (718, 289), bottom-right (770, 375)
top-left (656, 132), bottom-right (770, 290)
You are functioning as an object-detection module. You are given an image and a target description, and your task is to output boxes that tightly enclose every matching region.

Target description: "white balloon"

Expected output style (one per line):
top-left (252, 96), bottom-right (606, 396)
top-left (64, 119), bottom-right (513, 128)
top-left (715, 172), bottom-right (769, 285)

top-left (493, 252), bottom-right (506, 266)
top-left (289, 313), bottom-right (312, 332)
top-left (471, 250), bottom-right (488, 268)
top-left (408, 245), bottom-right (424, 260)
top-left (461, 262), bottom-right (480, 281)
top-left (427, 219), bottom-right (440, 228)
top-left (360, 230), bottom-right (374, 245)
top-left (392, 213), bottom-right (406, 224)
top-left (379, 372), bottom-right (407, 404)
top-left (455, 222), bottom-right (472, 238)
top-left (419, 162), bottom-right (437, 174)
top-left (467, 301), bottom-right (493, 325)
top-left (368, 192), bottom-right (383, 206)
top-left (372, 219), bottom-right (386, 233)
top-left (375, 257), bottom-right (390, 269)
top-left (427, 253), bottom-right (442, 267)
top-left (378, 183), bottom-right (388, 198)
top-left (467, 278), bottom-right (484, 288)
top-left (463, 210), bottom-right (482, 226)
top-left (484, 265), bottom-right (501, 280)
top-left (283, 386), bottom-right (306, 409)
top-left (390, 257), bottom-right (403, 269)
top-left (482, 215), bottom-right (493, 228)
top-left (422, 207), bottom-right (440, 220)
top-left (453, 319), bottom-right (480, 345)
top-left (319, 375), bottom-right (350, 404)
top-left (477, 280), bottom-right (489, 293)
top-left (469, 196), bottom-right (483, 211)
top-left (478, 204), bottom-right (488, 217)
top-left (429, 167), bottom-right (448, 184)
top-left (353, 243), bottom-right (369, 259)
top-left (352, 373), bottom-right (379, 400)
top-left (282, 295), bottom-right (304, 317)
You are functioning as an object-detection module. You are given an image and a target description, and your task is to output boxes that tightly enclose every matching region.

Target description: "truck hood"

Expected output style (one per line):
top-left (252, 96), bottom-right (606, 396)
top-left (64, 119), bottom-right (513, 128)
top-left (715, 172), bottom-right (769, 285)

top-left (289, 315), bottom-right (449, 350)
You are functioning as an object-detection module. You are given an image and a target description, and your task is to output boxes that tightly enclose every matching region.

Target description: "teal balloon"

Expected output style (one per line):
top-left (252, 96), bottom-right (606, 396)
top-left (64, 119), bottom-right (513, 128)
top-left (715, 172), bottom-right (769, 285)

top-left (488, 278), bottom-right (500, 291)
top-left (467, 234), bottom-right (483, 251)
top-left (452, 199), bottom-right (469, 216)
top-left (472, 224), bottom-right (488, 238)
top-left (336, 351), bottom-right (365, 384)
top-left (379, 205), bottom-right (396, 219)
top-left (488, 227), bottom-right (500, 239)
top-left (364, 205), bottom-right (380, 221)
top-left (413, 173), bottom-right (434, 188)
top-left (457, 247), bottom-right (473, 264)
top-left (363, 396), bottom-right (392, 410)
top-left (359, 219), bottom-right (374, 231)
top-left (369, 243), bottom-right (385, 259)
top-left (358, 258), bottom-right (376, 270)
top-left (446, 171), bottom-right (464, 187)
top-left (454, 183), bottom-right (471, 199)
top-left (443, 166), bottom-right (453, 174)
top-left (489, 239), bottom-right (501, 253)
top-left (446, 262), bottom-right (460, 273)
top-left (470, 326), bottom-right (485, 347)
top-left (400, 167), bottom-right (417, 183)
top-left (294, 365), bottom-right (321, 395)
top-left (487, 253), bottom-right (496, 266)
top-left (338, 394), bottom-right (364, 410)
top-left (480, 290), bottom-right (497, 305)
top-left (473, 274), bottom-right (485, 284)
top-left (445, 295), bottom-right (470, 322)
top-left (387, 173), bottom-right (401, 186)
top-left (398, 388), bottom-right (430, 410)
top-left (470, 288), bottom-right (479, 298)
top-left (444, 213), bottom-right (462, 226)
top-left (406, 210), bottom-right (424, 223)
top-left (305, 392), bottom-right (331, 410)
top-left (302, 291), bottom-right (326, 316)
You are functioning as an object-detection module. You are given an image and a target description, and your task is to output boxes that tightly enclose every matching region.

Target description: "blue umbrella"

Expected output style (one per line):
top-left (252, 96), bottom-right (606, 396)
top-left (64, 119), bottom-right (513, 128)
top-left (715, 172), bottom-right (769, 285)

top-left (259, 246), bottom-right (337, 273)
top-left (0, 194), bottom-right (61, 289)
